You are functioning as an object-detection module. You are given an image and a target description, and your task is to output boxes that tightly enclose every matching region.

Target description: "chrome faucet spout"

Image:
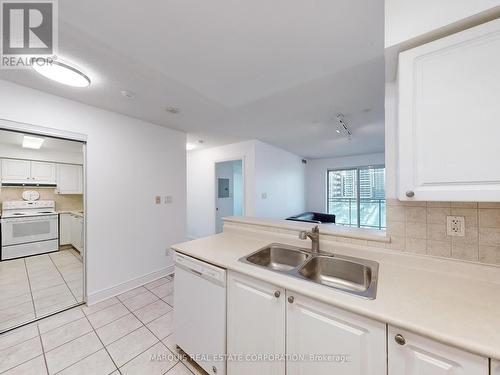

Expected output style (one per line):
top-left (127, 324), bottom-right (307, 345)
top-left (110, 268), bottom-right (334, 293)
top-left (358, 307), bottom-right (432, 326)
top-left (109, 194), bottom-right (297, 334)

top-left (299, 225), bottom-right (320, 253)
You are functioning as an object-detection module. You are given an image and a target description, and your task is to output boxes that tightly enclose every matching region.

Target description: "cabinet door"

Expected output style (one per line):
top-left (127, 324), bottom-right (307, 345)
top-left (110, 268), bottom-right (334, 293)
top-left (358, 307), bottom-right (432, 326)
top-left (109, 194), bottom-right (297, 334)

top-left (398, 18), bottom-right (500, 201)
top-left (56, 164), bottom-right (83, 194)
top-left (227, 271), bottom-right (285, 375)
top-left (388, 326), bottom-right (488, 375)
top-left (1, 159), bottom-right (30, 182)
top-left (31, 161), bottom-right (56, 183)
top-left (59, 213), bottom-right (72, 245)
top-left (492, 360), bottom-right (500, 375)
top-left (287, 292), bottom-right (386, 375)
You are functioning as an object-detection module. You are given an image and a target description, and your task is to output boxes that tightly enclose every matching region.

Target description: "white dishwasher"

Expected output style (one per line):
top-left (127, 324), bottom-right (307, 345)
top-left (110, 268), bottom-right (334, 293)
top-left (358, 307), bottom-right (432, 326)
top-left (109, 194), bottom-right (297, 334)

top-left (174, 253), bottom-right (226, 375)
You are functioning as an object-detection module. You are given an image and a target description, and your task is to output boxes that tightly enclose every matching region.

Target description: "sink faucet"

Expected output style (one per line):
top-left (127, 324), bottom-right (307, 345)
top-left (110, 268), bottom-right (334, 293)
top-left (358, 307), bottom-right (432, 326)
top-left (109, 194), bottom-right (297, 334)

top-left (299, 225), bottom-right (320, 253)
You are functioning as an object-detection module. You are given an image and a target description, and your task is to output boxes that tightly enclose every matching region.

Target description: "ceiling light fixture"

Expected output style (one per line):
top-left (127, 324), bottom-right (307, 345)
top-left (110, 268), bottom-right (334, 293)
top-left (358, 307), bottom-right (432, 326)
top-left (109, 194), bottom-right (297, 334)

top-left (22, 135), bottom-right (45, 149)
top-left (186, 143), bottom-right (197, 151)
top-left (336, 114), bottom-right (352, 140)
top-left (33, 60), bottom-right (91, 87)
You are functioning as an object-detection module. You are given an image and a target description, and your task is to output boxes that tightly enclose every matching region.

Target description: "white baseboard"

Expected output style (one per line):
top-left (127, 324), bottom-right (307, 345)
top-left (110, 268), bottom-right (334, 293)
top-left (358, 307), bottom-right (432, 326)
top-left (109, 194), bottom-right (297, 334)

top-left (87, 265), bottom-right (175, 306)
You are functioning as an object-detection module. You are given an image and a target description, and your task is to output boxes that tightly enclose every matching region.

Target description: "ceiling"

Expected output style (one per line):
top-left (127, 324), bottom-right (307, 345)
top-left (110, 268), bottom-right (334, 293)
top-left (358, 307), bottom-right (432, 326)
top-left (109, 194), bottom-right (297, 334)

top-left (0, 0), bottom-right (385, 159)
top-left (0, 130), bottom-right (83, 153)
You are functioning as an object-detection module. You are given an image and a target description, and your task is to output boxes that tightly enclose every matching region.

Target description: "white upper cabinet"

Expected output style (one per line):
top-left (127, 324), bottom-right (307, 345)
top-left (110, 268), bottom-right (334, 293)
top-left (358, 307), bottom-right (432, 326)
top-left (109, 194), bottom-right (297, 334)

top-left (56, 164), bottom-right (83, 194)
top-left (286, 292), bottom-right (386, 375)
top-left (31, 161), bottom-right (56, 184)
top-left (1, 159), bottom-right (56, 184)
top-left (1, 159), bottom-right (31, 182)
top-left (388, 326), bottom-right (488, 375)
top-left (398, 18), bottom-right (500, 201)
top-left (227, 271), bottom-right (286, 375)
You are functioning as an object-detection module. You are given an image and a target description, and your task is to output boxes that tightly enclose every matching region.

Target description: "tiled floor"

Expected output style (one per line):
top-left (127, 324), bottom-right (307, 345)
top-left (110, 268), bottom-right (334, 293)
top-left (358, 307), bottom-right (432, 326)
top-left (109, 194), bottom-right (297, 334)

top-left (0, 249), bottom-right (83, 332)
top-left (0, 275), bottom-right (208, 375)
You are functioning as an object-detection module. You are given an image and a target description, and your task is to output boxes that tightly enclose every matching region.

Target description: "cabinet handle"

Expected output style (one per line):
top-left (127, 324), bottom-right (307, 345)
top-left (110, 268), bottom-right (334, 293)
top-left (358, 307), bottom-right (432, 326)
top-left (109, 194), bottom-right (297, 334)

top-left (287, 296), bottom-right (294, 304)
top-left (274, 291), bottom-right (281, 298)
top-left (405, 190), bottom-right (415, 198)
top-left (395, 334), bottom-right (406, 346)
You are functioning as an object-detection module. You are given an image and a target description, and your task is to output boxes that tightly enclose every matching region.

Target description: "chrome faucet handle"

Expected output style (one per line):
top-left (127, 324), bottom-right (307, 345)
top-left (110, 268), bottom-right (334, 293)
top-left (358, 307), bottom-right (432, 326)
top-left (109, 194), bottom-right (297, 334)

top-left (311, 225), bottom-right (319, 233)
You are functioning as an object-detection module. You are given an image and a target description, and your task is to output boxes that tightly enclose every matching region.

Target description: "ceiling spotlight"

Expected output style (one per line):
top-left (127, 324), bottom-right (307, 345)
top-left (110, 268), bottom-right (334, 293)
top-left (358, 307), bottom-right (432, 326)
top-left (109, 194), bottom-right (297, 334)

top-left (22, 135), bottom-right (44, 149)
top-left (336, 114), bottom-right (352, 140)
top-left (166, 107), bottom-right (180, 114)
top-left (33, 60), bottom-right (90, 87)
top-left (120, 90), bottom-right (135, 98)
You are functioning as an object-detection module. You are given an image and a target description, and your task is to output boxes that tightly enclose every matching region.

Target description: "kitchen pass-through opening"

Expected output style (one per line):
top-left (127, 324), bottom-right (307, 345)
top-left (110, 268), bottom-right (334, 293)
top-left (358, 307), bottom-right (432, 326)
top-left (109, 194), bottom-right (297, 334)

top-left (215, 159), bottom-right (244, 234)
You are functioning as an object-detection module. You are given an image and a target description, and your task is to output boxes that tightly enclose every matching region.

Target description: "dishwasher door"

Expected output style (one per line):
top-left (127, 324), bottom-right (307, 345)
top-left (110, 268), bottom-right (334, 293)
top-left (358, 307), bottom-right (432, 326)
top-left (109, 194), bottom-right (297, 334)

top-left (174, 253), bottom-right (226, 375)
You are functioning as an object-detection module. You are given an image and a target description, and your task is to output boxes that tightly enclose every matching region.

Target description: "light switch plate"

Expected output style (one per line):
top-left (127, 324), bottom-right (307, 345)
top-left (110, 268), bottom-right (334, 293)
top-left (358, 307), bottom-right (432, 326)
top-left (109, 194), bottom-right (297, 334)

top-left (165, 195), bottom-right (173, 204)
top-left (447, 216), bottom-right (465, 237)
top-left (155, 196), bottom-right (161, 204)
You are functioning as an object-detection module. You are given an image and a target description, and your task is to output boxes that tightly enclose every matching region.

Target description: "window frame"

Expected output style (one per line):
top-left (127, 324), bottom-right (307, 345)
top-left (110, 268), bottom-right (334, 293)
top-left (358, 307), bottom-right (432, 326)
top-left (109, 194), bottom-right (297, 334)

top-left (326, 164), bottom-right (386, 229)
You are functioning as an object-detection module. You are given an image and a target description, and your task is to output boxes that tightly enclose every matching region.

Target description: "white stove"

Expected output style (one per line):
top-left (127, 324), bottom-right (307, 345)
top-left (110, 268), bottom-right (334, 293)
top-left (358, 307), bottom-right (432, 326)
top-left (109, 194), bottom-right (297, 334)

top-left (1, 200), bottom-right (56, 218)
top-left (1, 200), bottom-right (59, 260)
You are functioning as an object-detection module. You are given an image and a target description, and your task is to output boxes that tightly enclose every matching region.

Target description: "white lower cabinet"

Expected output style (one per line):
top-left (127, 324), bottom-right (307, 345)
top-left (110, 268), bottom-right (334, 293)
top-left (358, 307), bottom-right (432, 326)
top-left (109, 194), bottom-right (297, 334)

top-left (388, 326), bottom-right (488, 375)
top-left (227, 271), bottom-right (386, 375)
top-left (286, 292), bottom-right (386, 375)
top-left (59, 213), bottom-right (72, 245)
top-left (70, 214), bottom-right (84, 253)
top-left (227, 271), bottom-right (285, 375)
top-left (492, 360), bottom-right (500, 374)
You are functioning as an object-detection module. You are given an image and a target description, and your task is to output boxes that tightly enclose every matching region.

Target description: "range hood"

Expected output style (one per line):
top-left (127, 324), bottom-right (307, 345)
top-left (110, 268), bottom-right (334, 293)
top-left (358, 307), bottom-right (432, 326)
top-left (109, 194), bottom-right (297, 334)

top-left (1, 182), bottom-right (57, 188)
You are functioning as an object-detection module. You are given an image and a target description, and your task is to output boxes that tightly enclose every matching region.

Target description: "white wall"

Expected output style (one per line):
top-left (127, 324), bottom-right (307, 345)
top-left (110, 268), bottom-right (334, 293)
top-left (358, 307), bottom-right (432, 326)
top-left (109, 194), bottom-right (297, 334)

top-left (187, 140), bottom-right (256, 239)
top-left (0, 79), bottom-right (186, 302)
top-left (254, 140), bottom-right (305, 219)
top-left (233, 160), bottom-right (243, 216)
top-left (0, 144), bottom-right (84, 164)
top-left (385, 0), bottom-right (500, 47)
top-left (305, 153), bottom-right (385, 213)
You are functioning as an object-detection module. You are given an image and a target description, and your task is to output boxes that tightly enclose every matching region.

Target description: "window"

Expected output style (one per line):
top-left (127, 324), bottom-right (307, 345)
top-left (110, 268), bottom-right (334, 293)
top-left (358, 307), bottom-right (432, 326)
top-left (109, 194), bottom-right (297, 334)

top-left (327, 166), bottom-right (386, 229)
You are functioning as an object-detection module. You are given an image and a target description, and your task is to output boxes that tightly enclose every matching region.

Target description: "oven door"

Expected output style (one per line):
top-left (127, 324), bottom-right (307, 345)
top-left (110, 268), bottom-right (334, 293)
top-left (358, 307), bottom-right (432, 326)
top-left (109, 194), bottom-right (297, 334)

top-left (1, 215), bottom-right (59, 246)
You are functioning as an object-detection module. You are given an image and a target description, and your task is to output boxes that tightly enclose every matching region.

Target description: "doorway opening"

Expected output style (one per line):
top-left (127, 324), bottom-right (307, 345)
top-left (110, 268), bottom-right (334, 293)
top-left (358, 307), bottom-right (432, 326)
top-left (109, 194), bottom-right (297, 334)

top-left (0, 120), bottom-right (86, 334)
top-left (215, 159), bottom-right (243, 233)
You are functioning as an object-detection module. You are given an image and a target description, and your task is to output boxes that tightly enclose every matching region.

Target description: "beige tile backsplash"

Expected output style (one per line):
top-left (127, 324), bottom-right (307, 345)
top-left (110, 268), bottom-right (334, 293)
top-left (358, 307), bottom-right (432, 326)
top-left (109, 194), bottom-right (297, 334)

top-left (0, 187), bottom-right (83, 212)
top-left (386, 199), bottom-right (500, 265)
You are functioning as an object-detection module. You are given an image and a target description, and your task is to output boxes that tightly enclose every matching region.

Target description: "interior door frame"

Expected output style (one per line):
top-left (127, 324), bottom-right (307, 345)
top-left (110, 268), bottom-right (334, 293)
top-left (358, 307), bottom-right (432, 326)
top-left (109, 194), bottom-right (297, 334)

top-left (213, 156), bottom-right (246, 234)
top-left (0, 118), bottom-right (88, 333)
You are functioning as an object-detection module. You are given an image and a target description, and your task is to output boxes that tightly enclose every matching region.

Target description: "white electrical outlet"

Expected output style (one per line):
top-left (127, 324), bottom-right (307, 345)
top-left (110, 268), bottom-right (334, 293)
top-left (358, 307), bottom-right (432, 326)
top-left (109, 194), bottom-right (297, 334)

top-left (447, 216), bottom-right (465, 237)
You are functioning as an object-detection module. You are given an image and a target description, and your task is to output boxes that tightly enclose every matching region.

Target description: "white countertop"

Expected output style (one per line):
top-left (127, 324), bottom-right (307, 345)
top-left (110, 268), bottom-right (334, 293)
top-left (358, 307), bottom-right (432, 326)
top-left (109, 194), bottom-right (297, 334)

top-left (172, 227), bottom-right (500, 360)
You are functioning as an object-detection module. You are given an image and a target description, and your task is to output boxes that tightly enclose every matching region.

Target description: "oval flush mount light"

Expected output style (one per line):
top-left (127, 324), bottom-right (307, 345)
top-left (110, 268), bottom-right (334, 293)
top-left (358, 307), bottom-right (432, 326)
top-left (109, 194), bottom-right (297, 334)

top-left (33, 60), bottom-right (91, 88)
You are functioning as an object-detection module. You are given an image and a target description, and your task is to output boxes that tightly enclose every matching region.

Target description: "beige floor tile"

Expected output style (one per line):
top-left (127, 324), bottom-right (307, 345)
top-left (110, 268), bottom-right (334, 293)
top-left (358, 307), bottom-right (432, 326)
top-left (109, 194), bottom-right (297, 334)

top-left (120, 342), bottom-right (176, 375)
top-left (41, 317), bottom-right (93, 351)
top-left (134, 300), bottom-right (172, 324)
top-left (0, 323), bottom-right (38, 351)
top-left (81, 297), bottom-right (120, 316)
top-left (86, 303), bottom-right (129, 329)
top-left (150, 282), bottom-right (174, 299)
top-left (0, 336), bottom-right (42, 373)
top-left (163, 294), bottom-right (174, 307)
top-left (166, 362), bottom-right (195, 375)
top-left (144, 277), bottom-right (171, 291)
top-left (147, 311), bottom-right (174, 340)
top-left (58, 348), bottom-right (117, 375)
top-left (38, 307), bottom-right (85, 334)
top-left (45, 332), bottom-right (102, 374)
top-left (0, 293), bottom-right (33, 311)
top-left (0, 311), bottom-right (36, 332)
top-left (106, 326), bottom-right (158, 367)
top-left (121, 290), bottom-right (158, 311)
top-left (1, 355), bottom-right (47, 375)
top-left (162, 334), bottom-right (178, 354)
top-left (96, 313), bottom-right (142, 346)
top-left (117, 287), bottom-right (148, 302)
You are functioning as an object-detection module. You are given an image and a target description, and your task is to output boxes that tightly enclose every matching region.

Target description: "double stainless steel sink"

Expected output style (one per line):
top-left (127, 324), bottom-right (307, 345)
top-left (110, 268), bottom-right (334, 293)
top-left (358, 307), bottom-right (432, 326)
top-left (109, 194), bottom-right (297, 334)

top-left (240, 243), bottom-right (379, 299)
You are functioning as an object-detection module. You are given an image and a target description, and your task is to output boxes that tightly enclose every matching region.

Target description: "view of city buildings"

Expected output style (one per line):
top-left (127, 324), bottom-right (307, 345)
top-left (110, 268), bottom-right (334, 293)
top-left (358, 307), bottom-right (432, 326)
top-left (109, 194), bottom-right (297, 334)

top-left (327, 166), bottom-right (386, 229)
